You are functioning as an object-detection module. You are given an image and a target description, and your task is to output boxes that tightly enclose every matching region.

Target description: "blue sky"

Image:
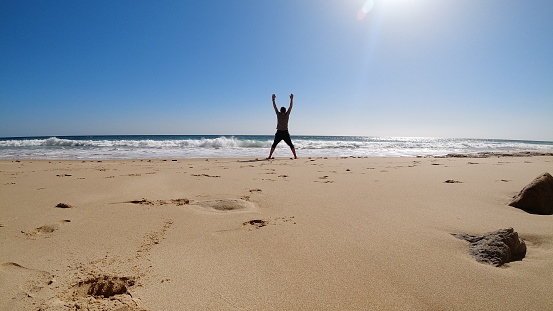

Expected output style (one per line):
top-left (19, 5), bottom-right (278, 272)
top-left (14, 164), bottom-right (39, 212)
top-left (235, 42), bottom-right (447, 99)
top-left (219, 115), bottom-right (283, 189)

top-left (1, 0), bottom-right (552, 140)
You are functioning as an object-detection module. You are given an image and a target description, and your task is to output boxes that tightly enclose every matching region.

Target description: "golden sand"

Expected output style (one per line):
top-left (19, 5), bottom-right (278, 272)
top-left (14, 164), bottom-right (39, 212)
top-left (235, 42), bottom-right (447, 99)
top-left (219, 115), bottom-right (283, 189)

top-left (1, 156), bottom-right (552, 310)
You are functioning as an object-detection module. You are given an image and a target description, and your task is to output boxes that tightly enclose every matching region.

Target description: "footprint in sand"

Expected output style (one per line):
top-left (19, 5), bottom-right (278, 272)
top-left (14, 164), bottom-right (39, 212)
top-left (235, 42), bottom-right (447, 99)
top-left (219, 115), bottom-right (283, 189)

top-left (69, 275), bottom-right (135, 298)
top-left (24, 220), bottom-right (70, 239)
top-left (192, 198), bottom-right (257, 213)
top-left (126, 198), bottom-right (190, 206)
top-left (39, 274), bottom-right (142, 311)
top-left (444, 180), bottom-right (463, 184)
top-left (242, 216), bottom-right (296, 230)
top-left (315, 176), bottom-right (334, 183)
top-left (0, 262), bottom-right (54, 310)
top-left (191, 173), bottom-right (221, 178)
top-left (243, 219), bottom-right (269, 229)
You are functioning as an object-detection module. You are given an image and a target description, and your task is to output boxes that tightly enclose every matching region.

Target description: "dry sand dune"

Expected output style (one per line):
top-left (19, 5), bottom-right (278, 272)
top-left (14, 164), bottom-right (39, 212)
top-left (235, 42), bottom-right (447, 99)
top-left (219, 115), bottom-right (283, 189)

top-left (1, 156), bottom-right (552, 310)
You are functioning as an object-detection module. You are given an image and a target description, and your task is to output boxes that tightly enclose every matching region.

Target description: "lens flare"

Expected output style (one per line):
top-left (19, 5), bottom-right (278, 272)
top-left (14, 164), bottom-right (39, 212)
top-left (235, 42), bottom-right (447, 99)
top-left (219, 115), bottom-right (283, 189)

top-left (357, 0), bottom-right (375, 20)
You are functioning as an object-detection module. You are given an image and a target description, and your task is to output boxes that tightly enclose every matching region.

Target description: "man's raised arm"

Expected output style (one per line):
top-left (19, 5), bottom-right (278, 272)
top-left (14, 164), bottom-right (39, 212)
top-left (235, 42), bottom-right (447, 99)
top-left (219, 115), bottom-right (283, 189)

top-left (288, 93), bottom-right (294, 113)
top-left (272, 94), bottom-right (278, 113)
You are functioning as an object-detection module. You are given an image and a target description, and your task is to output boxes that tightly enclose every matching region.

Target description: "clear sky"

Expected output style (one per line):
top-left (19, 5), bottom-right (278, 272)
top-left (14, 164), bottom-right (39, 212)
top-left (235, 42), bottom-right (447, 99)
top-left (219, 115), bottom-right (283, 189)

top-left (1, 0), bottom-right (552, 140)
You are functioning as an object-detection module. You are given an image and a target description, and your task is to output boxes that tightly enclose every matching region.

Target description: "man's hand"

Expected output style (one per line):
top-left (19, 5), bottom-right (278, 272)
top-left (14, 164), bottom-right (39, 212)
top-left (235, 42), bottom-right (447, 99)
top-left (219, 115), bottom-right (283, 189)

top-left (272, 94), bottom-right (276, 101)
top-left (290, 94), bottom-right (294, 99)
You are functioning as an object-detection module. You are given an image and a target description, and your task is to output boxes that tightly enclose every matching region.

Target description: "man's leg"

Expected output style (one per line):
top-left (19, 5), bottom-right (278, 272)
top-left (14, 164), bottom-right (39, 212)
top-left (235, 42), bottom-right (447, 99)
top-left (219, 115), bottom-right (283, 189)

top-left (267, 147), bottom-right (276, 159)
top-left (282, 132), bottom-right (298, 159)
top-left (268, 132), bottom-right (281, 159)
top-left (290, 147), bottom-right (298, 159)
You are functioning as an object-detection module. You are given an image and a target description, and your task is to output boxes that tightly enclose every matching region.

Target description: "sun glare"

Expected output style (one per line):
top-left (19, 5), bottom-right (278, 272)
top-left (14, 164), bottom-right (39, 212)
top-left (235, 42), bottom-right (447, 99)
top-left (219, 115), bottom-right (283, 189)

top-left (357, 0), bottom-right (423, 20)
top-left (357, 0), bottom-right (375, 20)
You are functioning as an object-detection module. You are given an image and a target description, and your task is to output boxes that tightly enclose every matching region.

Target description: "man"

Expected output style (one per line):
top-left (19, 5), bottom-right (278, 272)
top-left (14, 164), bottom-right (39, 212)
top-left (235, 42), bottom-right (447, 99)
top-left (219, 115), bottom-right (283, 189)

top-left (267, 93), bottom-right (298, 159)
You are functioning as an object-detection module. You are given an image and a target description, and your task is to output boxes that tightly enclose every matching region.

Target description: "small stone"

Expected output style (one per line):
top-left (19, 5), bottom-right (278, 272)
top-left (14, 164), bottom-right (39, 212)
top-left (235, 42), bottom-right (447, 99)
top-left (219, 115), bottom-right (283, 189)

top-left (56, 203), bottom-right (73, 208)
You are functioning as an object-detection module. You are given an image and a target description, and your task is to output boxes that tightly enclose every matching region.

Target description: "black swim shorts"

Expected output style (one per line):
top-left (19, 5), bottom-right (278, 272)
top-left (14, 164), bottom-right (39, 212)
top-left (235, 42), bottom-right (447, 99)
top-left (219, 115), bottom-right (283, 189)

top-left (271, 130), bottom-right (294, 149)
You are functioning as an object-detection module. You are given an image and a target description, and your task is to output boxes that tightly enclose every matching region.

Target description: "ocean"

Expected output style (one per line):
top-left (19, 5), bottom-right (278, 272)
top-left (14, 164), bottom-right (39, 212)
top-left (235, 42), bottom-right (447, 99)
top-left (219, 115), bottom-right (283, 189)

top-left (1, 135), bottom-right (553, 160)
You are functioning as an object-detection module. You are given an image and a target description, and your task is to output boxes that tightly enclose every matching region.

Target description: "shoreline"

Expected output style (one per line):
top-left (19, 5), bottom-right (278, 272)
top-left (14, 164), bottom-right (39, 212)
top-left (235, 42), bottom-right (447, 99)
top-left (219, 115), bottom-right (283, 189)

top-left (1, 155), bottom-right (552, 310)
top-left (439, 151), bottom-right (553, 158)
top-left (2, 149), bottom-right (553, 162)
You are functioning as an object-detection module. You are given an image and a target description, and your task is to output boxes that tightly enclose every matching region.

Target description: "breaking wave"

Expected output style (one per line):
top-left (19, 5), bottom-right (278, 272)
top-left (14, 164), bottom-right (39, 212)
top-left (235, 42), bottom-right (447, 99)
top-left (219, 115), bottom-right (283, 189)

top-left (1, 135), bottom-right (552, 159)
top-left (0, 136), bottom-right (269, 148)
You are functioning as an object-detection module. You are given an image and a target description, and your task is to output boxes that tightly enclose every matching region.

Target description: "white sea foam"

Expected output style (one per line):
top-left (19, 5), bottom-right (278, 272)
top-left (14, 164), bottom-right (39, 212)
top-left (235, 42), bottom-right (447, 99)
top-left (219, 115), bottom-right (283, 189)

top-left (0, 136), bottom-right (270, 149)
top-left (1, 136), bottom-right (552, 159)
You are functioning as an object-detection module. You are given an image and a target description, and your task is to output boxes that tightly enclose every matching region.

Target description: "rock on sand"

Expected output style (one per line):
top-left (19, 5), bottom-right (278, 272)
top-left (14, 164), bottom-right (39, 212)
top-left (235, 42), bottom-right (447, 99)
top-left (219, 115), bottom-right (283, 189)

top-left (509, 172), bottom-right (553, 215)
top-left (454, 228), bottom-right (526, 267)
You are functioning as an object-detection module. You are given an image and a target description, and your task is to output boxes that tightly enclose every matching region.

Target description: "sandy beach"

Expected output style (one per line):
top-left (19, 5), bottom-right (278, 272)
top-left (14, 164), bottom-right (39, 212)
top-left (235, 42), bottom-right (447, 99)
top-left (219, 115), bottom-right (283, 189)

top-left (1, 155), bottom-right (552, 310)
